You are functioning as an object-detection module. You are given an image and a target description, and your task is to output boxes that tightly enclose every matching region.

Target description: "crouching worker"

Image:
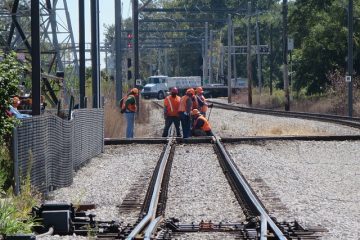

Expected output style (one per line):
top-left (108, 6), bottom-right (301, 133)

top-left (191, 109), bottom-right (214, 137)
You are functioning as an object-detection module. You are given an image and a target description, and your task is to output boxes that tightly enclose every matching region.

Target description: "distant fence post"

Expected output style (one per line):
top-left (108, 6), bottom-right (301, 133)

top-left (12, 127), bottom-right (20, 196)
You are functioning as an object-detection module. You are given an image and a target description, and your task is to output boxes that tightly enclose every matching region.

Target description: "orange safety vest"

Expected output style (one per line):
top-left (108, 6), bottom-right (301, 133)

top-left (122, 95), bottom-right (137, 112)
top-left (193, 115), bottom-right (211, 131)
top-left (178, 95), bottom-right (190, 112)
top-left (164, 95), bottom-right (180, 117)
top-left (197, 95), bottom-right (208, 113)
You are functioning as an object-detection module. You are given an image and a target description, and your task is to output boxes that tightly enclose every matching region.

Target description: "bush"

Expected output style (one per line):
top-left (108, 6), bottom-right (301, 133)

top-left (0, 152), bottom-right (40, 238)
top-left (326, 69), bottom-right (360, 115)
top-left (0, 51), bottom-right (24, 144)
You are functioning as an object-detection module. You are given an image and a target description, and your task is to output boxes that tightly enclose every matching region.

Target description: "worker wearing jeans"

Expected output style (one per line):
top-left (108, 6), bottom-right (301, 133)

top-left (123, 88), bottom-right (139, 138)
top-left (178, 88), bottom-right (195, 138)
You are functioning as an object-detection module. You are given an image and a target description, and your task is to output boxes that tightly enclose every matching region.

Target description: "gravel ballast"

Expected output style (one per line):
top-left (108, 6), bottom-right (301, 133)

top-left (165, 144), bottom-right (246, 224)
top-left (48, 144), bottom-right (162, 225)
top-left (226, 141), bottom-right (360, 240)
top-left (209, 107), bottom-right (360, 137)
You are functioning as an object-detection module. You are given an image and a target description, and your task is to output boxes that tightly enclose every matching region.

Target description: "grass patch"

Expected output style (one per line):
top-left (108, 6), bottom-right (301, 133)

top-left (232, 87), bottom-right (360, 116)
top-left (103, 82), bottom-right (152, 138)
top-left (0, 148), bottom-right (41, 238)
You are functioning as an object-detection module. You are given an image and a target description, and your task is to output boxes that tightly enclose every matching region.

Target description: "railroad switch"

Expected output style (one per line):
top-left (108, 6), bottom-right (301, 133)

top-left (159, 219), bottom-right (259, 239)
top-left (199, 220), bottom-right (214, 231)
top-left (31, 202), bottom-right (128, 238)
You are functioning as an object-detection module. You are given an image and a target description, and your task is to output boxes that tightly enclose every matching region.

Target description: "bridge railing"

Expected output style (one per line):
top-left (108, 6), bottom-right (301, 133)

top-left (12, 108), bottom-right (104, 194)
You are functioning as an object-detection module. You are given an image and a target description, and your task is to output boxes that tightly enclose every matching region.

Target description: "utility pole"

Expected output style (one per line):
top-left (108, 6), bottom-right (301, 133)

top-left (91, 0), bottom-right (100, 108)
top-left (227, 14), bottom-right (232, 103)
top-left (256, 12), bottom-right (262, 94)
top-left (232, 25), bottom-right (237, 86)
top-left (269, 23), bottom-right (273, 95)
top-left (115, 0), bottom-right (122, 102)
top-left (282, 0), bottom-right (290, 111)
top-left (220, 46), bottom-right (224, 83)
top-left (209, 30), bottom-right (213, 84)
top-left (347, 0), bottom-right (353, 117)
top-left (204, 22), bottom-right (208, 84)
top-left (165, 48), bottom-right (168, 75)
top-left (132, 0), bottom-right (139, 87)
top-left (79, 0), bottom-right (86, 108)
top-left (202, 39), bottom-right (205, 82)
top-left (177, 45), bottom-right (180, 75)
top-left (31, 0), bottom-right (41, 115)
top-left (246, 1), bottom-right (252, 106)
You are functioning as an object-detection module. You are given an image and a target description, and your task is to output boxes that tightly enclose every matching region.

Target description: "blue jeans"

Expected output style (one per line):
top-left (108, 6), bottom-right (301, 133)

top-left (125, 112), bottom-right (135, 138)
top-left (180, 112), bottom-right (191, 138)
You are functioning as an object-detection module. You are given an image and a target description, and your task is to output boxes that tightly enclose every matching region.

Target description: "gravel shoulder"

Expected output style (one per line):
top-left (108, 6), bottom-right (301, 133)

top-left (210, 107), bottom-right (360, 137)
top-left (48, 144), bottom-right (162, 224)
top-left (165, 144), bottom-right (246, 224)
top-left (226, 141), bottom-right (360, 240)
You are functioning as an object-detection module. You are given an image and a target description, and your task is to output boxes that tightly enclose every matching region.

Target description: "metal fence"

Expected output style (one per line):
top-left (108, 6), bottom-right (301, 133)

top-left (13, 108), bottom-right (104, 194)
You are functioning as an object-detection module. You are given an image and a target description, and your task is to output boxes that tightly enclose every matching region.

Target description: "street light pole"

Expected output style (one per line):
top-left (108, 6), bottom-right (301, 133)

top-left (347, 0), bottom-right (353, 117)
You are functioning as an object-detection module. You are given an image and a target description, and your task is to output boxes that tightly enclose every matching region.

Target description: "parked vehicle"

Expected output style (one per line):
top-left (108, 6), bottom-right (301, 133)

top-left (141, 76), bottom-right (201, 99)
top-left (141, 75), bottom-right (245, 99)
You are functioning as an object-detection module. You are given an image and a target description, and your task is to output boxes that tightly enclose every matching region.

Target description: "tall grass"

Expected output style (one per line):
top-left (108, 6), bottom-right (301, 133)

top-left (103, 82), bottom-right (151, 138)
top-left (232, 86), bottom-right (360, 116)
top-left (0, 151), bottom-right (41, 237)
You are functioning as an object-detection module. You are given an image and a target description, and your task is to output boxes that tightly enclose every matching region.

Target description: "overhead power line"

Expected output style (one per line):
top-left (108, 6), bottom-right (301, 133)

top-left (141, 7), bottom-right (246, 14)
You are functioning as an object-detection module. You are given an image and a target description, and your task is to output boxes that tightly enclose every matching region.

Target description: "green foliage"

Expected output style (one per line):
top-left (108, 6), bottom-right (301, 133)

top-left (0, 145), bottom-right (12, 192)
top-left (0, 199), bottom-right (33, 236)
top-left (0, 151), bottom-right (41, 237)
top-left (289, 0), bottom-right (360, 94)
top-left (0, 52), bottom-right (23, 144)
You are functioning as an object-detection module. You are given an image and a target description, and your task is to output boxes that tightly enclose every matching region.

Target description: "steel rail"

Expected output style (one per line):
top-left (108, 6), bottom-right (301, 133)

top-left (221, 135), bottom-right (360, 143)
top-left (210, 101), bottom-right (360, 129)
top-left (144, 216), bottom-right (163, 239)
top-left (214, 136), bottom-right (286, 239)
top-left (126, 138), bottom-right (174, 239)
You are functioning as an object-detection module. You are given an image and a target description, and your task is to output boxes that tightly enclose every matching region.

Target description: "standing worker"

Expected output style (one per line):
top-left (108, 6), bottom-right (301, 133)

top-left (178, 88), bottom-right (195, 138)
top-left (162, 87), bottom-right (181, 137)
top-left (122, 88), bottom-right (139, 138)
top-left (195, 87), bottom-right (213, 117)
top-left (191, 109), bottom-right (214, 136)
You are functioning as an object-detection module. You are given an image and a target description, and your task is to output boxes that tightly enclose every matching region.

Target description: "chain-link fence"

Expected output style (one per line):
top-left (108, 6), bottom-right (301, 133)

top-left (13, 108), bottom-right (104, 194)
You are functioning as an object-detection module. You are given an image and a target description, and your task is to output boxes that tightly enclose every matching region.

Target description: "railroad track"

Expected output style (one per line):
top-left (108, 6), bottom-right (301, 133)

top-left (209, 100), bottom-right (360, 129)
top-left (112, 134), bottom-right (322, 239)
top-left (34, 100), bottom-right (357, 239)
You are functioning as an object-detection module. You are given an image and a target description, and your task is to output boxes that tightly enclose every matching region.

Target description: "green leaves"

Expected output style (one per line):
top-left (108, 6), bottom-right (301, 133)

top-left (0, 51), bottom-right (24, 144)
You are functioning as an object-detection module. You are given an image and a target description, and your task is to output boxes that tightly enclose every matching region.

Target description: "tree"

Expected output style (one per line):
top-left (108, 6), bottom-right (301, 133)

top-left (0, 52), bottom-right (23, 144)
top-left (289, 0), bottom-right (360, 94)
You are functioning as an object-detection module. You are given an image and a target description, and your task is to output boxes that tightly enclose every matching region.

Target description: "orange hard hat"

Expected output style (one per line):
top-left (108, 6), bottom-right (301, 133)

top-left (196, 87), bottom-right (203, 94)
top-left (131, 88), bottom-right (139, 95)
top-left (186, 88), bottom-right (195, 96)
top-left (191, 109), bottom-right (201, 116)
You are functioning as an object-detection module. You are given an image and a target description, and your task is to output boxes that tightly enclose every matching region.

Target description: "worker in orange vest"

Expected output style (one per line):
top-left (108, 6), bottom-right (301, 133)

top-left (195, 87), bottom-right (213, 117)
top-left (162, 87), bottom-right (181, 137)
top-left (178, 88), bottom-right (195, 138)
top-left (122, 88), bottom-right (139, 138)
top-left (191, 109), bottom-right (214, 136)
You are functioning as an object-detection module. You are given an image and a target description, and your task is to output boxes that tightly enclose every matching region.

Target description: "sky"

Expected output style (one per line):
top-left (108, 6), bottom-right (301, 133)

top-left (60, 0), bottom-right (132, 68)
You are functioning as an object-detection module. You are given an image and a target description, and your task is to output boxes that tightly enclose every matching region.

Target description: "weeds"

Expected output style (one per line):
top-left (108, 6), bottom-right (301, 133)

top-left (220, 122), bottom-right (229, 130)
top-left (103, 81), bottom-right (152, 138)
top-left (0, 150), bottom-right (41, 238)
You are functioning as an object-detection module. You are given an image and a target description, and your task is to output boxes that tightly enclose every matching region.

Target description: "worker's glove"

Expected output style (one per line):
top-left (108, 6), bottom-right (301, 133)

top-left (209, 103), bottom-right (214, 108)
